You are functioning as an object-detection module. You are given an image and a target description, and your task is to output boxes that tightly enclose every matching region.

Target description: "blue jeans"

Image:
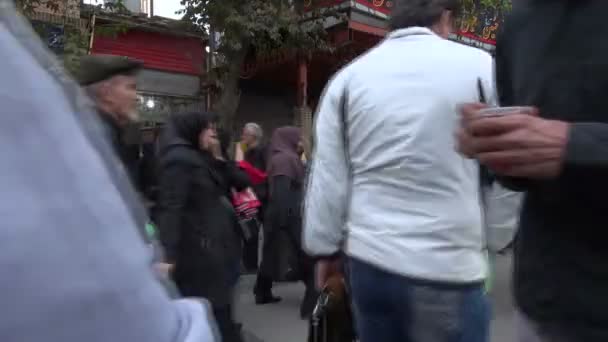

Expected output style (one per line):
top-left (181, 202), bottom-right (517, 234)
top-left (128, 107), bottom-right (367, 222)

top-left (348, 257), bottom-right (490, 342)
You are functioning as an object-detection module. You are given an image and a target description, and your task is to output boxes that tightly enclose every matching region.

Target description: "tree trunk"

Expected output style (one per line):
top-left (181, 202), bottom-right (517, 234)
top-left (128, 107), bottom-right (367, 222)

top-left (213, 46), bottom-right (249, 133)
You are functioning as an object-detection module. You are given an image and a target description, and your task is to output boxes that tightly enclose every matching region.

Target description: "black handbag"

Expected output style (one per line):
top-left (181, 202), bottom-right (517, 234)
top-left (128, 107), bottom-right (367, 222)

top-left (307, 275), bottom-right (356, 342)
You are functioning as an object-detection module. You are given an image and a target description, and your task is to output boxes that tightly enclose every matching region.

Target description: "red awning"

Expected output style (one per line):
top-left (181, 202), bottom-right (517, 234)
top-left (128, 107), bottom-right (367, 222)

top-left (348, 21), bottom-right (388, 37)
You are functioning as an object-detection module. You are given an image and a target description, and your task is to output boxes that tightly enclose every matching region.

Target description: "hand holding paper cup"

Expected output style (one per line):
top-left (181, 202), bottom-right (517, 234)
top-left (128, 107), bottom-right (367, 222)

top-left (476, 106), bottom-right (536, 117)
top-left (457, 104), bottom-right (539, 158)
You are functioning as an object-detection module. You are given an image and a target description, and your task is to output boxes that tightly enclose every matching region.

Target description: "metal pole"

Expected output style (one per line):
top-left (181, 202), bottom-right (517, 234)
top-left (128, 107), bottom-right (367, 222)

top-left (206, 27), bottom-right (215, 111)
top-left (88, 13), bottom-right (96, 53)
top-left (149, 0), bottom-right (153, 17)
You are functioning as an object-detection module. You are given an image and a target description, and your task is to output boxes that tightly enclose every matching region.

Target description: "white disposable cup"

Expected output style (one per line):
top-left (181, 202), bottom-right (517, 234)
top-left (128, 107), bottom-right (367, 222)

top-left (477, 106), bottom-right (535, 117)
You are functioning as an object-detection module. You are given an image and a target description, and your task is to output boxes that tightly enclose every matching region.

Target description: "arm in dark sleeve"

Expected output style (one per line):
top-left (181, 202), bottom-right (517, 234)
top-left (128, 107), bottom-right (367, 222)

top-left (225, 160), bottom-right (251, 191)
top-left (564, 123), bottom-right (608, 170)
top-left (493, 21), bottom-right (532, 192)
top-left (156, 162), bottom-right (191, 263)
top-left (497, 124), bottom-right (608, 189)
top-left (272, 175), bottom-right (292, 228)
top-left (495, 26), bottom-right (514, 108)
top-left (259, 145), bottom-right (269, 172)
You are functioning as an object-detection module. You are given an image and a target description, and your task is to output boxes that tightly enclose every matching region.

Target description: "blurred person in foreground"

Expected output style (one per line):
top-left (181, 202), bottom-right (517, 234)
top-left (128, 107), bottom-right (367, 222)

top-left (459, 1), bottom-right (608, 341)
top-left (255, 127), bottom-right (317, 317)
top-left (156, 112), bottom-right (250, 342)
top-left (0, 3), bottom-right (217, 342)
top-left (303, 0), bottom-right (493, 341)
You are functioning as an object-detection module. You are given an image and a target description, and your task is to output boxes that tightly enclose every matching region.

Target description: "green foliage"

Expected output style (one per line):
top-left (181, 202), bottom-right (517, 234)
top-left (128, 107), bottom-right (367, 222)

top-left (62, 26), bottom-right (90, 76)
top-left (19, 0), bottom-right (130, 76)
top-left (178, 0), bottom-right (340, 126)
top-left (15, 0), bottom-right (61, 15)
top-left (179, 0), bottom-right (337, 56)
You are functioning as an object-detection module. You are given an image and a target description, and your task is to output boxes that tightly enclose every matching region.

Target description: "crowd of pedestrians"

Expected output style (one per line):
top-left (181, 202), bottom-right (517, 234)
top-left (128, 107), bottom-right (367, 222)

top-left (4, 0), bottom-right (608, 342)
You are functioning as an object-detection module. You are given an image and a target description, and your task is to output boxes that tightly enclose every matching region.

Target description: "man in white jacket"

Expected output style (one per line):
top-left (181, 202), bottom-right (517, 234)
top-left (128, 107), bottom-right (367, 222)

top-left (0, 3), bottom-right (217, 342)
top-left (303, 0), bottom-right (496, 341)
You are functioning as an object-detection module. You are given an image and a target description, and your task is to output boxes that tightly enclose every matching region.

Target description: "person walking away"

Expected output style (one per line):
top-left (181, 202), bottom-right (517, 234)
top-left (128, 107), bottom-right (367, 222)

top-left (239, 122), bottom-right (268, 271)
top-left (458, 1), bottom-right (608, 341)
top-left (156, 112), bottom-right (250, 342)
top-left (255, 127), bottom-right (317, 315)
top-left (0, 3), bottom-right (218, 341)
top-left (303, 0), bottom-right (493, 341)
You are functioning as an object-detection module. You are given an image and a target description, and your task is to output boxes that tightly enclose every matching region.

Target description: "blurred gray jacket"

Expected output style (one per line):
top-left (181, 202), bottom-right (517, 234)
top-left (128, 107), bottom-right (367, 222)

top-left (0, 2), bottom-right (216, 341)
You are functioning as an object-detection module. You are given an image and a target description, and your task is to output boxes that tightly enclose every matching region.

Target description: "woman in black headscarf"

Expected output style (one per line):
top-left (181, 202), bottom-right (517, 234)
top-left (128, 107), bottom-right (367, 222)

top-left (254, 126), bottom-right (317, 317)
top-left (157, 112), bottom-right (250, 342)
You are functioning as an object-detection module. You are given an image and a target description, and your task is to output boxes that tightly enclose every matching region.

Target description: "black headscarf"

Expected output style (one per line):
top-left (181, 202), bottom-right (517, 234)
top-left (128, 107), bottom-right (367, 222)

top-left (160, 112), bottom-right (218, 153)
top-left (267, 126), bottom-right (304, 182)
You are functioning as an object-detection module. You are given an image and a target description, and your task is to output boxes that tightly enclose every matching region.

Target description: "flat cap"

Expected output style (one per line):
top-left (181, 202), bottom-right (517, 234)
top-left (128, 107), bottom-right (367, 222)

top-left (78, 54), bottom-right (143, 86)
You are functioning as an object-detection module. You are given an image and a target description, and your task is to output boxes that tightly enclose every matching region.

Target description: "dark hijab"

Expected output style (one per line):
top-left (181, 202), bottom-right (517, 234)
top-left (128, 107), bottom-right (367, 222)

top-left (160, 112), bottom-right (218, 153)
top-left (267, 126), bottom-right (304, 183)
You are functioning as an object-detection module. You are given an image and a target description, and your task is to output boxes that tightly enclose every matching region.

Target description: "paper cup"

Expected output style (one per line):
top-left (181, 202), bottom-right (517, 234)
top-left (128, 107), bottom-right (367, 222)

top-left (477, 106), bottom-right (534, 117)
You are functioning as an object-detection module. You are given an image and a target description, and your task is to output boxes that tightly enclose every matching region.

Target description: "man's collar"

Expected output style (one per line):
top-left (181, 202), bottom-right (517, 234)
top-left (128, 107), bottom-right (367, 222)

top-left (97, 108), bottom-right (121, 131)
top-left (387, 27), bottom-right (437, 40)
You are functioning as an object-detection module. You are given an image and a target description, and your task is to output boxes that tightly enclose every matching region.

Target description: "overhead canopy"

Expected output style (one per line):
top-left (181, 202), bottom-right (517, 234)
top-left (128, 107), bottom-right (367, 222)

top-left (305, 0), bottom-right (503, 51)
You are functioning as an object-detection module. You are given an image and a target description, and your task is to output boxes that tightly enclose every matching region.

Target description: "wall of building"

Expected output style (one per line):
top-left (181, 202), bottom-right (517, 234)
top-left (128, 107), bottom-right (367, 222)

top-left (123, 0), bottom-right (143, 13)
top-left (33, 0), bottom-right (80, 18)
top-left (92, 29), bottom-right (205, 75)
top-left (91, 27), bottom-right (205, 125)
top-left (234, 81), bottom-right (298, 143)
top-left (104, 0), bottom-right (143, 13)
top-left (138, 69), bottom-right (201, 96)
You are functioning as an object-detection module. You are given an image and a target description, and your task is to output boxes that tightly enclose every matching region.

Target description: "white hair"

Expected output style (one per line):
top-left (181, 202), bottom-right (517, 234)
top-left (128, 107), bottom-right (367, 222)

top-left (244, 122), bottom-right (263, 140)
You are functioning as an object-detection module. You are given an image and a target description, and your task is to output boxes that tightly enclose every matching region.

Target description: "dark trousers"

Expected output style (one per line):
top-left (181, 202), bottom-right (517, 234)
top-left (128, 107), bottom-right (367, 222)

top-left (348, 257), bottom-right (490, 342)
top-left (242, 220), bottom-right (259, 272)
top-left (255, 222), bottom-right (312, 292)
top-left (213, 305), bottom-right (243, 342)
top-left (254, 220), bottom-right (317, 317)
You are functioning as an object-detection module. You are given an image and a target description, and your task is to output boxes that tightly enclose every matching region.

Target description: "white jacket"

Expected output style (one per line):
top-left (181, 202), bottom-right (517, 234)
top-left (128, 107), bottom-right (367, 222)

top-left (483, 181), bottom-right (522, 252)
top-left (303, 27), bottom-right (496, 283)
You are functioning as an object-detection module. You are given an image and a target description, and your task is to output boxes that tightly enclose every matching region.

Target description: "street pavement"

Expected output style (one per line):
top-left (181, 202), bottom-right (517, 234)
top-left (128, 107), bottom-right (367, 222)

top-left (236, 254), bottom-right (516, 342)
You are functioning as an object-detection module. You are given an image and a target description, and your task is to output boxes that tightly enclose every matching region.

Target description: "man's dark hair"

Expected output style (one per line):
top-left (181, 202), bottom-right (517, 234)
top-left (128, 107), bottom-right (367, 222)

top-left (389, 0), bottom-right (462, 30)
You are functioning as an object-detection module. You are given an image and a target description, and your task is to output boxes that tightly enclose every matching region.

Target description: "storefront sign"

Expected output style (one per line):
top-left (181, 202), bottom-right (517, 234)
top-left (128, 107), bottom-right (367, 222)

top-left (456, 0), bottom-right (509, 45)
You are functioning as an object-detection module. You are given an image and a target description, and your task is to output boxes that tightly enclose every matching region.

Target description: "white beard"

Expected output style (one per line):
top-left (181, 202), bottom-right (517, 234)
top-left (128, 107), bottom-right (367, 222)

top-left (125, 110), bottom-right (140, 123)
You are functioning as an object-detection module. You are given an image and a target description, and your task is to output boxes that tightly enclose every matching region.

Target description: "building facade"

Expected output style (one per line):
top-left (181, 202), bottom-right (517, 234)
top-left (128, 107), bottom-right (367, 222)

top-left (235, 0), bottom-right (509, 140)
top-left (90, 13), bottom-right (206, 128)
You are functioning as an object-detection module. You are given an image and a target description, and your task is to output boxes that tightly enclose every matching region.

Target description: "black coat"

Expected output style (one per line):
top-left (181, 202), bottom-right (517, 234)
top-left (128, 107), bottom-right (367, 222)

top-left (497, 3), bottom-right (608, 339)
top-left (244, 144), bottom-right (269, 205)
top-left (99, 112), bottom-right (140, 189)
top-left (157, 140), bottom-right (250, 307)
top-left (259, 175), bottom-right (306, 280)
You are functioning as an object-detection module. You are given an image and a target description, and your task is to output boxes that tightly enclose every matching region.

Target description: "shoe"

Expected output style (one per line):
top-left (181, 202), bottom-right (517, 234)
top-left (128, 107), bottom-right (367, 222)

top-left (255, 294), bottom-right (282, 305)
